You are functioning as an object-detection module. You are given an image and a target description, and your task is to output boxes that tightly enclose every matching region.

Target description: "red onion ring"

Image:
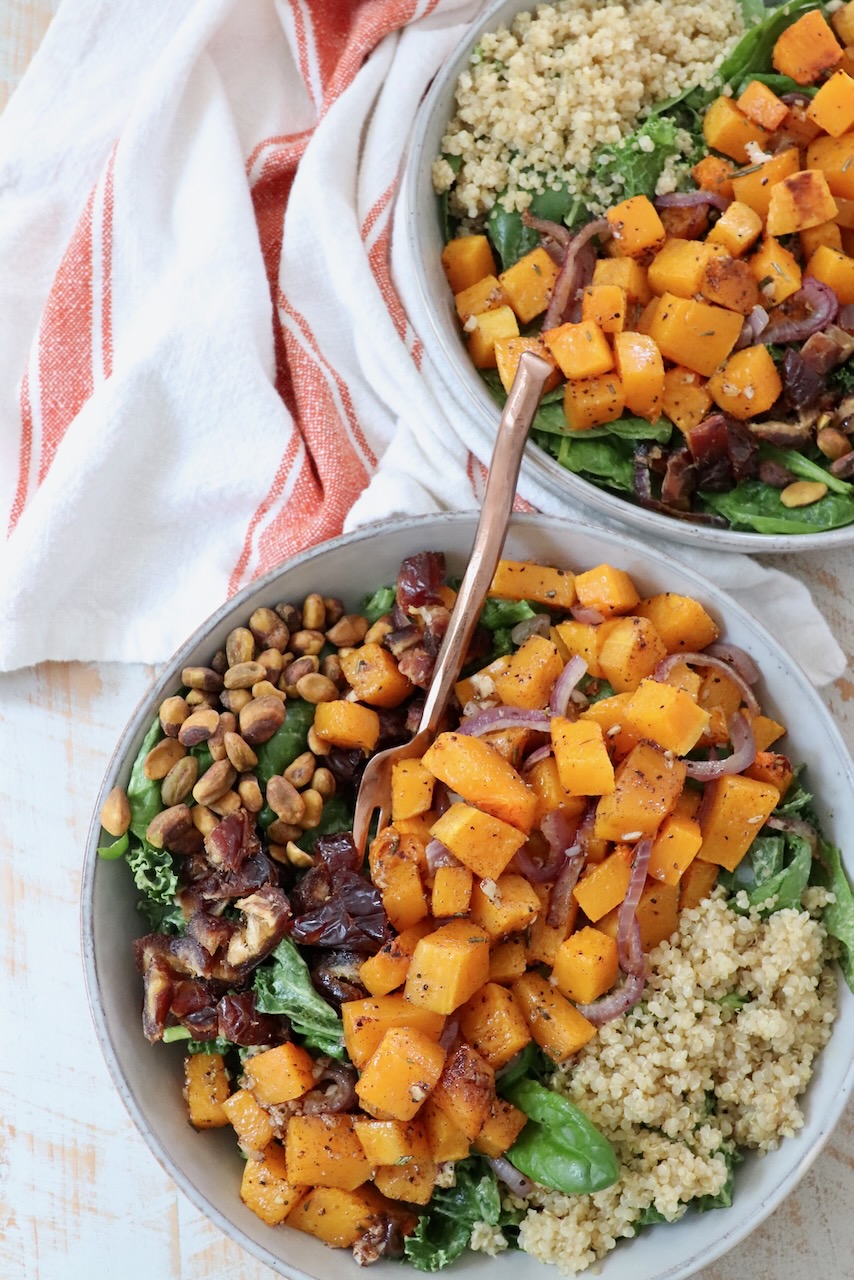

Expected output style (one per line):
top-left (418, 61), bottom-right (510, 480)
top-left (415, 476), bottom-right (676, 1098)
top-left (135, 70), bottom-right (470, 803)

top-left (458, 707), bottom-right (553, 736)
top-left (488, 1156), bottom-right (538, 1198)
top-left (760, 277), bottom-right (839, 344)
top-left (523, 744), bottom-right (554, 772)
top-left (570, 603), bottom-right (605, 625)
top-left (426, 838), bottom-right (458, 873)
top-left (684, 712), bottom-right (755, 782)
top-left (734, 303), bottom-right (770, 349)
top-left (655, 190), bottom-right (730, 211)
top-left (654, 651), bottom-right (759, 715)
top-left (704, 642), bottom-right (759, 686)
top-left (439, 1016), bottom-right (460, 1051)
top-left (512, 841), bottom-right (567, 884)
top-left (510, 614), bottom-right (552, 646)
top-left (577, 959), bottom-right (646, 1026)
top-left (546, 847), bottom-right (585, 930)
top-left (542, 218), bottom-right (609, 331)
top-left (549, 655), bottom-right (588, 718)
top-left (766, 813), bottom-right (818, 853)
top-left (522, 209), bottom-right (573, 253)
top-left (617, 839), bottom-right (652, 974)
top-left (839, 303), bottom-right (854, 331)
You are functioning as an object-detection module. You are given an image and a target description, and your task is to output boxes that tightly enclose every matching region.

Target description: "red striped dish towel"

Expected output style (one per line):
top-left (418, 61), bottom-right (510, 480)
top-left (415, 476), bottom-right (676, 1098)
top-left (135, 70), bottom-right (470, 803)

top-left (0, 0), bottom-right (845, 685)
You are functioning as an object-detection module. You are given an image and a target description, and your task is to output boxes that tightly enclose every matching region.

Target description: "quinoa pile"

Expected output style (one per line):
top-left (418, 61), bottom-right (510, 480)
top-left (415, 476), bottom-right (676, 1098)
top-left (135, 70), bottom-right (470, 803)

top-left (433, 0), bottom-right (745, 221)
top-left (472, 891), bottom-right (837, 1275)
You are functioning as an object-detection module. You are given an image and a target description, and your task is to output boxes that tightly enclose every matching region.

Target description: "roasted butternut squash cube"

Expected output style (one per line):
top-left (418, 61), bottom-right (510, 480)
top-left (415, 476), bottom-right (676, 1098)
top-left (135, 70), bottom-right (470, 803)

top-left (544, 318), bottom-right (614, 380)
top-left (806, 243), bottom-right (854, 304)
top-left (662, 366), bottom-right (713, 433)
top-left (552, 926), bottom-right (619, 1004)
top-left (431, 1041), bottom-right (496, 1140)
top-left (579, 692), bottom-right (640, 760)
top-left (489, 935), bottom-right (528, 983)
top-left (800, 221), bottom-right (844, 258)
top-left (359, 922), bottom-right (434, 997)
top-left (807, 132), bottom-right (854, 200)
top-left (240, 1142), bottom-right (306, 1226)
top-left (659, 660), bottom-right (702, 700)
top-left (606, 195), bottom-right (666, 260)
top-left (183, 1052), bottom-right (230, 1129)
top-left (499, 247), bottom-right (561, 323)
top-left (340, 643), bottom-right (412, 708)
top-left (582, 283), bottom-right (627, 333)
top-left (706, 201), bottom-right (763, 258)
top-left (593, 742), bottom-right (687, 842)
top-left (470, 873), bottom-right (541, 940)
top-left (313, 700), bottom-right (380, 752)
top-left (647, 293), bottom-right (743, 378)
top-left (634, 593), bottom-right (719, 652)
top-left (648, 238), bottom-right (720, 298)
top-left (621, 678), bottom-right (710, 755)
top-left (431, 864), bottom-right (474, 919)
top-left (494, 335), bottom-right (562, 395)
top-left (598, 615), bottom-right (668, 694)
top-left (698, 670), bottom-right (745, 721)
top-left (766, 170), bottom-right (839, 237)
top-left (526, 880), bottom-right (579, 966)
top-left (455, 653), bottom-right (513, 707)
top-left (703, 95), bottom-right (771, 163)
top-left (697, 774), bottom-right (781, 872)
top-left (613, 331), bottom-right (664, 421)
top-left (472, 1096), bottom-right (529, 1158)
top-left (353, 1118), bottom-right (430, 1166)
top-left (512, 971), bottom-right (597, 1062)
top-left (597, 876), bottom-right (680, 950)
top-left (492, 635), bottom-right (567, 713)
top-left (647, 811), bottom-right (703, 885)
top-left (809, 68), bottom-right (854, 137)
top-left (572, 846), bottom-right (633, 921)
top-left (374, 1161), bottom-right (438, 1205)
top-left (480, 726), bottom-right (533, 770)
top-left (554, 619), bottom-right (602, 675)
top-left (750, 235), bottom-right (803, 304)
top-left (221, 1088), bottom-right (275, 1155)
top-left (708, 344), bottom-right (783, 420)
top-left (285, 1114), bottom-right (371, 1189)
top-left (752, 714), bottom-right (786, 752)
top-left (422, 731), bottom-right (537, 833)
top-left (527, 755), bottom-right (589, 823)
top-left (772, 10), bottom-right (842, 85)
top-left (691, 154), bottom-right (735, 200)
top-left (593, 254), bottom-right (652, 303)
top-left (745, 751), bottom-right (795, 797)
top-left (563, 372), bottom-right (625, 430)
top-left (467, 306), bottom-right (520, 369)
top-left (391, 758), bottom-right (435, 822)
top-left (489, 558), bottom-right (576, 608)
top-left (454, 274), bottom-right (508, 324)
top-left (429, 803), bottom-right (527, 881)
top-left (289, 1184), bottom-right (394, 1249)
top-left (551, 716), bottom-right (616, 797)
top-left (441, 234), bottom-right (497, 294)
top-left (341, 994), bottom-right (445, 1069)
top-left (574, 563), bottom-right (641, 617)
top-left (421, 1097), bottom-right (471, 1162)
top-left (679, 857), bottom-right (719, 910)
top-left (355, 1026), bottom-right (446, 1121)
top-left (731, 149), bottom-right (800, 221)
top-left (737, 80), bottom-right (789, 131)
top-left (458, 981), bottom-right (532, 1069)
top-left (245, 1041), bottom-right (316, 1106)
top-left (404, 919), bottom-right (491, 1014)
top-left (699, 255), bottom-right (761, 316)
top-left (380, 857), bottom-right (429, 933)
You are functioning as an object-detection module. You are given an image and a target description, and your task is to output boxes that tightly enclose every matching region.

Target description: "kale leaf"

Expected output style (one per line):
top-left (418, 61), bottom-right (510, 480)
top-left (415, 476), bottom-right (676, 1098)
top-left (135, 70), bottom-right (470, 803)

top-left (253, 937), bottom-right (346, 1059)
top-left (404, 1157), bottom-right (504, 1271)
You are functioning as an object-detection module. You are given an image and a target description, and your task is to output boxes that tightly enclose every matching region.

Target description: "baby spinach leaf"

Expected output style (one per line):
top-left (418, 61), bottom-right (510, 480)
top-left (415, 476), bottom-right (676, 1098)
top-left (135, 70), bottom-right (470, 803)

top-left (254, 937), bottom-right (346, 1059)
top-left (503, 1079), bottom-right (619, 1194)
top-left (254, 699), bottom-right (315, 788)
top-left (701, 482), bottom-right (854, 534)
top-left (362, 584), bottom-right (396, 624)
top-left (554, 435), bottom-right (636, 493)
top-left (487, 204), bottom-right (540, 271)
top-left (127, 715), bottom-right (165, 840)
top-left (718, 0), bottom-right (816, 88)
top-left (814, 839), bottom-right (854, 992)
top-left (496, 1042), bottom-right (554, 1092)
top-left (760, 445), bottom-right (852, 496)
top-left (635, 1204), bottom-right (670, 1226)
top-left (717, 992), bottom-right (749, 1011)
top-left (405, 1157), bottom-right (502, 1271)
top-left (696, 1146), bottom-right (742, 1212)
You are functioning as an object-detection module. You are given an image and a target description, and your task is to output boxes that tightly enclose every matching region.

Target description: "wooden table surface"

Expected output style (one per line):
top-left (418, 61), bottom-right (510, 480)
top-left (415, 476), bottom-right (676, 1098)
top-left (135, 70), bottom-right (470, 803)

top-left (1, 7), bottom-right (852, 1280)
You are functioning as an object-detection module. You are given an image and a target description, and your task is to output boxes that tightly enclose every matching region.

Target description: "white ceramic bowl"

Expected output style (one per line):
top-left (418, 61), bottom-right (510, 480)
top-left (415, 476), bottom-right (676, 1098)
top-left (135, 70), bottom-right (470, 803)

top-left (399, 0), bottom-right (854, 553)
top-left (82, 512), bottom-right (854, 1280)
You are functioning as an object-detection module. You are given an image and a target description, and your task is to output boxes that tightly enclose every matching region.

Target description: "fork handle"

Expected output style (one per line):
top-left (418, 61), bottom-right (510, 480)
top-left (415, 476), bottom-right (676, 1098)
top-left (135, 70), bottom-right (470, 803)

top-left (419, 350), bottom-right (553, 736)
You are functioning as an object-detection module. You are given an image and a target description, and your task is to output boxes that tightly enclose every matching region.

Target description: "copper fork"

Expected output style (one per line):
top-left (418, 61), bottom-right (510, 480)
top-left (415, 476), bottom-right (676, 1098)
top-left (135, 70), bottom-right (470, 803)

top-left (352, 350), bottom-right (553, 856)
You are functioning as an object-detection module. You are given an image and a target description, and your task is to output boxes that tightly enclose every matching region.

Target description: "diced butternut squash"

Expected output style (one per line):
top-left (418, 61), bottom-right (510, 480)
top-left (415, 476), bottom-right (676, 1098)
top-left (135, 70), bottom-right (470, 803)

top-left (374, 1161), bottom-right (438, 1205)
top-left (422, 1097), bottom-right (471, 1162)
top-left (454, 274), bottom-right (508, 326)
top-left (499, 247), bottom-right (561, 323)
top-left (473, 1097), bottom-right (529, 1158)
top-left (703, 95), bottom-right (771, 163)
top-left (526, 880), bottom-right (579, 966)
top-left (494, 335), bottom-right (562, 395)
top-left (613, 331), bottom-right (664, 421)
top-left (221, 1088), bottom-right (276, 1155)
top-left (593, 254), bottom-right (652, 303)
top-left (647, 811), bottom-right (703, 885)
top-left (706, 201), bottom-right (764, 258)
top-left (429, 803), bottom-right (527, 881)
top-left (699, 254), bottom-right (761, 315)
top-left (240, 1143), bottom-right (307, 1226)
top-left (597, 877), bottom-right (680, 950)
top-left (489, 935), bottom-right (528, 983)
top-left (607, 195), bottom-right (666, 260)
top-left (692, 154), bottom-right (735, 200)
top-left (745, 751), bottom-right (795, 796)
top-left (772, 10), bottom-right (842, 85)
top-left (574, 563), bottom-right (640, 617)
top-left (355, 1027), bottom-right (446, 1121)
top-left (552, 926), bottom-right (619, 1004)
top-left (470, 873), bottom-right (541, 940)
top-left (404, 919), bottom-right (492, 1014)
top-left (593, 742), bottom-right (687, 842)
top-left (380, 858), bottom-right (429, 932)
top-left (422, 731), bottom-right (537, 833)
top-left (697, 774), bottom-right (781, 872)
top-left (551, 716), bottom-right (616, 797)
top-left (340, 643), bottom-right (412, 709)
top-left (708, 344), bottom-right (783, 420)
top-left (634, 593), bottom-right (720, 653)
top-left (698, 670), bottom-right (746, 721)
top-left (800, 221), bottom-right (844, 258)
top-left (480, 726), bottom-right (532, 770)
top-left (749, 235), bottom-right (802, 305)
top-left (353, 1118), bottom-right (430, 1166)
top-left (512, 971), bottom-right (597, 1062)
top-left (580, 692), bottom-right (639, 760)
top-left (369, 824), bottom-right (428, 883)
top-left (582, 283), bottom-right (627, 333)
top-left (492, 635), bottom-right (566, 712)
top-left (183, 1052), bottom-right (230, 1129)
top-left (833, 2), bottom-right (854, 46)
top-left (544, 318), bottom-right (614, 380)
top-left (648, 238), bottom-right (720, 298)
top-left (431, 1042), bottom-right (496, 1141)
top-left (572, 846), bottom-right (633, 921)
top-left (245, 1041), bottom-right (316, 1106)
top-left (752, 714), bottom-right (786, 752)
top-left (289, 1185), bottom-right (394, 1249)
top-left (554, 619), bottom-right (602, 675)
top-left (431, 864), bottom-right (474, 919)
top-left (286, 1115), bottom-right (372, 1191)
top-left (441, 234), bottom-right (497, 294)
top-left (661, 660), bottom-right (703, 700)
top-left (313, 700), bottom-right (380, 752)
top-left (808, 68), bottom-right (854, 136)
top-left (456, 654), bottom-right (513, 707)
top-left (563, 371), bottom-right (625, 430)
top-left (527, 755), bottom-right (590, 823)
top-left (621, 678), bottom-right (710, 755)
top-left (662, 366), bottom-right (713, 433)
top-left (391, 758), bottom-right (435, 822)
top-left (490, 558), bottom-right (577, 608)
top-left (647, 293), bottom-right (743, 377)
top-left (467, 306), bottom-right (520, 369)
top-left (459, 982), bottom-right (532, 1070)
top-left (341, 994), bottom-right (445, 1069)
top-left (359, 921), bottom-right (434, 997)
top-left (679, 856), bottom-right (719, 910)
top-left (598, 615), bottom-right (668, 693)
top-left (737, 80), bottom-right (789, 132)
top-left (807, 243), bottom-right (854, 304)
top-left (807, 133), bottom-right (854, 200)
top-left (731, 149), bottom-right (800, 221)
top-left (767, 170), bottom-right (839, 237)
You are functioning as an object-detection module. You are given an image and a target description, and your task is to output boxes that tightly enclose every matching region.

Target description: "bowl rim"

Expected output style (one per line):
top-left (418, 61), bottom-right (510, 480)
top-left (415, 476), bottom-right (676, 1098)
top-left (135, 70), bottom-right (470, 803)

top-left (399, 0), bottom-right (854, 555)
top-left (81, 510), bottom-right (854, 1280)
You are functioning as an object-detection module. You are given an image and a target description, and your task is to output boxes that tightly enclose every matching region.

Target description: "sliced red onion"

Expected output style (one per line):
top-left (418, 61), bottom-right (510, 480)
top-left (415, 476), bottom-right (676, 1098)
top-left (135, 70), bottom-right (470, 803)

top-left (781, 92), bottom-right (811, 107)
top-left (704, 642), bottom-right (760, 686)
top-left (439, 1016), bottom-right (460, 1051)
top-left (488, 1156), bottom-right (538, 1198)
top-left (546, 847), bottom-right (585, 930)
top-left (510, 613), bottom-right (552, 646)
top-left (761, 277), bottom-right (839, 344)
top-left (617, 840), bottom-right (652, 974)
top-left (654, 651), bottom-right (759, 715)
top-left (458, 707), bottom-right (553, 737)
top-left (655, 190), bottom-right (730, 211)
top-left (549, 655), bottom-right (588, 718)
top-left (299, 1060), bottom-right (358, 1113)
top-left (766, 813), bottom-right (818, 854)
top-left (570, 603), bottom-right (605, 625)
top-left (577, 964), bottom-right (646, 1026)
top-left (684, 712), bottom-right (755, 781)
top-left (542, 218), bottom-right (610, 331)
top-left (735, 303), bottom-right (770, 349)
top-left (576, 800), bottom-right (597, 856)
top-left (523, 744), bottom-right (554, 772)
top-left (838, 303), bottom-right (854, 331)
top-left (426, 838), bottom-right (458, 873)
top-left (512, 841), bottom-right (567, 884)
top-left (522, 209), bottom-right (573, 253)
top-left (433, 781), bottom-right (451, 817)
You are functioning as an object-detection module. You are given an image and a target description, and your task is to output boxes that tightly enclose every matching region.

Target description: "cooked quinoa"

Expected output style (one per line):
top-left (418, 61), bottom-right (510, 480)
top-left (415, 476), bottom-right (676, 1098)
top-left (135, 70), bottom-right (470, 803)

top-left (471, 891), bottom-right (837, 1275)
top-left (433, 0), bottom-right (745, 220)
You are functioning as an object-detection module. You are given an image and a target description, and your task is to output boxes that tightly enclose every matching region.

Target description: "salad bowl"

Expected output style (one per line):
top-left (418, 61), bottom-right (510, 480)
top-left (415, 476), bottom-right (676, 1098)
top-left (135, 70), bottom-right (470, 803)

top-left (399, 0), bottom-right (854, 551)
top-left (82, 511), bottom-right (854, 1280)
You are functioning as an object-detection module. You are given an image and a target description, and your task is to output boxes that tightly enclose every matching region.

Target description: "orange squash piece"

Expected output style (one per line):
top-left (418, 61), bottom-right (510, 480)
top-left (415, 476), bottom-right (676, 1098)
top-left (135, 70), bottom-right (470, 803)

top-left (737, 80), bottom-right (789, 132)
top-left (731, 149), bottom-right (800, 222)
top-left (341, 994), bottom-right (445, 1069)
top-left (544, 318), bottom-right (614, 380)
top-left (431, 864), bottom-right (474, 919)
top-left (354, 1027), bottom-right (446, 1121)
top-left (552, 926), bottom-right (619, 1004)
top-left (708, 345), bottom-right (783, 420)
top-left (245, 1041), bottom-right (316, 1106)
top-left (467, 306), bottom-right (520, 369)
top-left (633, 593), bottom-right (719, 652)
top-left (703, 96), bottom-right (770, 163)
top-left (429, 803), bottom-right (527, 881)
top-left (808, 68), bottom-right (854, 136)
top-left (373, 1161), bottom-right (439, 1206)
top-left (492, 635), bottom-right (567, 712)
top-left (499, 247), bottom-right (561, 323)
top-left (592, 254), bottom-right (652, 303)
top-left (706, 201), bottom-right (763, 258)
top-left (183, 1052), bottom-right (230, 1130)
top-left (647, 293), bottom-right (743, 378)
top-left (772, 10), bottom-right (842, 85)
top-left (469, 873), bottom-right (542, 940)
top-left (697, 774), bottom-right (781, 872)
top-left (489, 935), bottom-right (528, 984)
top-left (454, 274), bottom-right (508, 324)
top-left (800, 221), bottom-right (844, 258)
top-left (572, 846), bottom-right (633, 921)
top-left (441, 234), bottom-right (497, 293)
top-left (404, 919), bottom-right (492, 1014)
top-left (606, 194), bottom-right (666, 260)
top-left (494, 335), bottom-right (562, 395)
top-left (240, 1143), bottom-right (307, 1226)
top-left (647, 811), bottom-right (703, 886)
top-left (391, 758), bottom-right (435, 822)
top-left (563, 373), bottom-right (625, 430)
top-left (593, 742), bottom-right (687, 842)
top-left (807, 133), bottom-right (854, 200)
top-left (582, 283), bottom-right (627, 333)
top-left (313, 700), bottom-right (380, 752)
top-left (421, 731), bottom-right (537, 833)
top-left (598, 615), bottom-right (668, 693)
top-left (691, 154), bottom-right (735, 200)
top-left (512, 972), bottom-right (597, 1063)
top-left (648, 238), bottom-right (721, 298)
top-left (621, 678), bottom-right (710, 755)
top-left (458, 982), bottom-right (532, 1070)
top-left (613, 331), bottom-right (664, 421)
top-left (749, 236), bottom-right (802, 305)
top-left (473, 1097), bottom-right (529, 1158)
top-left (679, 858), bottom-right (719, 910)
top-left (221, 1088), bottom-right (275, 1155)
top-left (289, 1185), bottom-right (397, 1249)
top-left (766, 170), bottom-right (839, 237)
top-left (662, 367), bottom-right (713, 434)
top-left (490, 558), bottom-right (577, 608)
top-left (574, 562), bottom-right (640, 616)
top-left (806, 243), bottom-right (854, 304)
top-left (340, 642), bottom-right (412, 708)
top-left (359, 922), bottom-right (434, 997)
top-left (551, 716), bottom-right (616, 797)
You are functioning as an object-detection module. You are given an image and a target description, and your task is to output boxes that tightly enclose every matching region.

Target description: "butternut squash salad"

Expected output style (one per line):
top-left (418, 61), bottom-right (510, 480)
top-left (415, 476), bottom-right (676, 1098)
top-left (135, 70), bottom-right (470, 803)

top-left (436, 0), bottom-right (854, 534)
top-left (98, 552), bottom-right (853, 1271)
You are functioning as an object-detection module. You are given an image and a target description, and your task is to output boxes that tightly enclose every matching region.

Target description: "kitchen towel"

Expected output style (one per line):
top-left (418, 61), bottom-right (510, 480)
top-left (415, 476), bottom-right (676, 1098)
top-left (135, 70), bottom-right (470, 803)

top-left (0, 0), bottom-right (846, 685)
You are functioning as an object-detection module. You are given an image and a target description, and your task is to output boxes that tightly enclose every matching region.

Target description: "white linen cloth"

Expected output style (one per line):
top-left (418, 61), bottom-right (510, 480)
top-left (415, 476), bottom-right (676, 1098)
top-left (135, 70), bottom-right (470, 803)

top-left (0, 0), bottom-right (846, 685)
